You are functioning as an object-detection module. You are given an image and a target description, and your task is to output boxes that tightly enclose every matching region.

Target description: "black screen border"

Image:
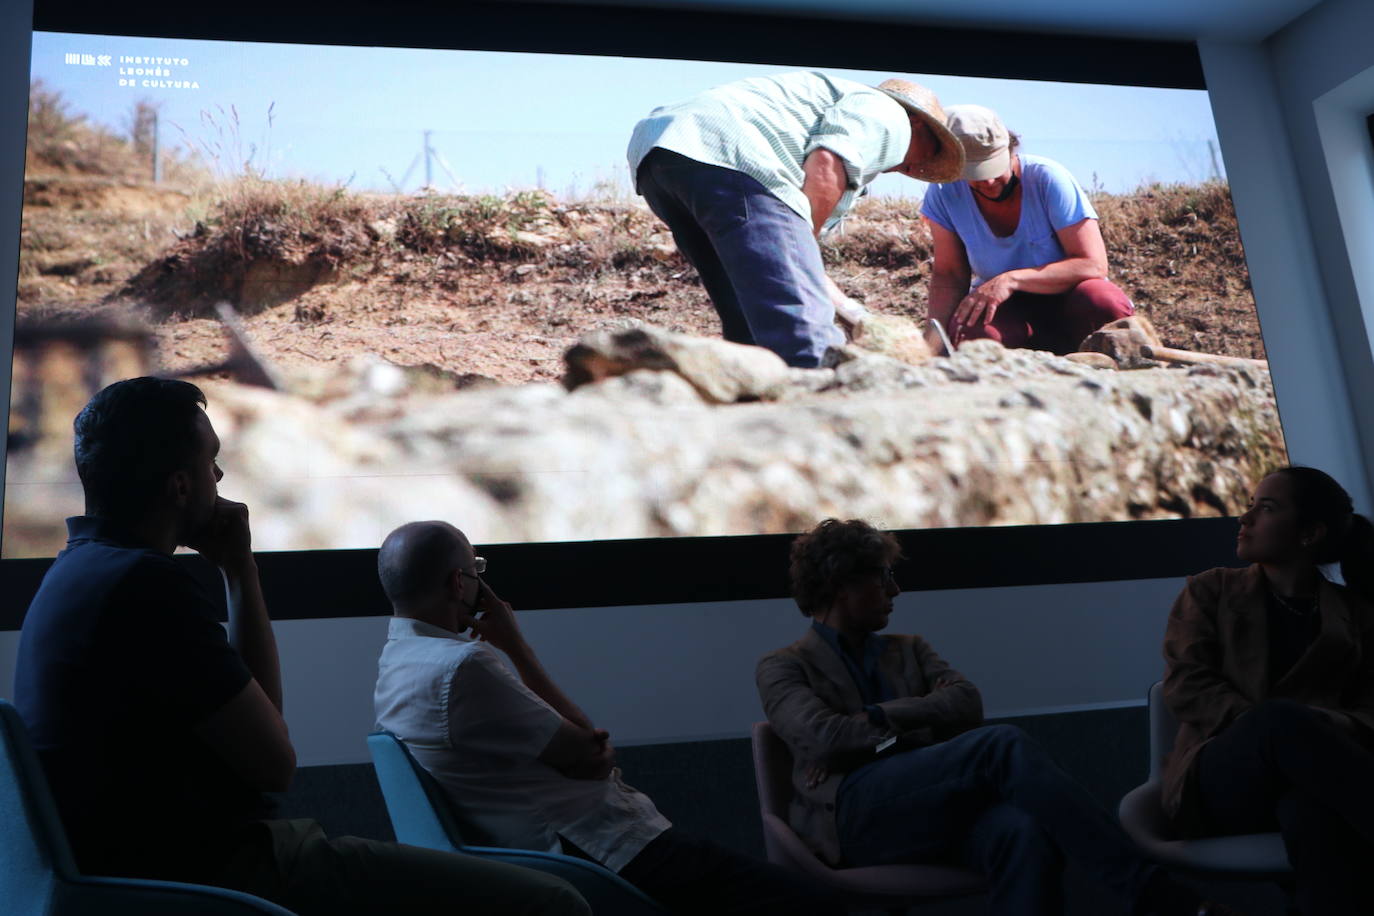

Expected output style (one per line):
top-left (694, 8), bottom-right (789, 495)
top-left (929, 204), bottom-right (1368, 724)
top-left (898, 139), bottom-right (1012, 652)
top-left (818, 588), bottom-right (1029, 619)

top-left (31, 0), bottom-right (1205, 89)
top-left (4, 0), bottom-right (1246, 628)
top-left (1, 516), bottom-right (1240, 628)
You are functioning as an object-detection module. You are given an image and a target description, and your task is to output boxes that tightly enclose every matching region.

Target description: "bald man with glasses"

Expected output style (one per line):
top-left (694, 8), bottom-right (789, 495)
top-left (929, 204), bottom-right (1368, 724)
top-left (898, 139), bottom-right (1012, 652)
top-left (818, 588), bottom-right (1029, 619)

top-left (373, 521), bottom-right (842, 916)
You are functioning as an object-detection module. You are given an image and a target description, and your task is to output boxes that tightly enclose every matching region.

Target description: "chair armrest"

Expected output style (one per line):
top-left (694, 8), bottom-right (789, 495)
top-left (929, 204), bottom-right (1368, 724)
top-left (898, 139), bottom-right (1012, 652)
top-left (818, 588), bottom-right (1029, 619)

top-left (1118, 780), bottom-right (1174, 848)
top-left (1118, 781), bottom-right (1292, 875)
top-left (461, 846), bottom-right (665, 915)
top-left (760, 812), bottom-right (833, 879)
top-left (57, 876), bottom-right (298, 915)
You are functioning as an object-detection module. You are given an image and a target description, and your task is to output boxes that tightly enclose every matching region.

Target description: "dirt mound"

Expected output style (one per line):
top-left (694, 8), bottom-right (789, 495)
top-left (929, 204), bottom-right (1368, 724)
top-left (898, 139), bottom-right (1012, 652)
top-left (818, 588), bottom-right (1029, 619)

top-left (23, 176), bottom-right (193, 215)
top-left (19, 175), bottom-right (1261, 386)
top-left (17, 176), bottom-right (201, 313)
top-left (120, 208), bottom-right (370, 318)
top-left (1094, 182), bottom-right (1261, 359)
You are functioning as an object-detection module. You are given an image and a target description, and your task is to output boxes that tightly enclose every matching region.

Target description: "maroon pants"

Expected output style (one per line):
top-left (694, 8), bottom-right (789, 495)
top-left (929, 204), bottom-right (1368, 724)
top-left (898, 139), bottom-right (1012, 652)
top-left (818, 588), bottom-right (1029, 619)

top-left (953, 278), bottom-right (1133, 355)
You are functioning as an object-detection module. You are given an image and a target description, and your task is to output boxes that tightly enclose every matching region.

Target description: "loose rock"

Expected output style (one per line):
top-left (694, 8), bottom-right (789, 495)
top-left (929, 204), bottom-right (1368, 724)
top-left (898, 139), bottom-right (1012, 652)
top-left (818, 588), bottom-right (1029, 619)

top-left (563, 323), bottom-right (791, 403)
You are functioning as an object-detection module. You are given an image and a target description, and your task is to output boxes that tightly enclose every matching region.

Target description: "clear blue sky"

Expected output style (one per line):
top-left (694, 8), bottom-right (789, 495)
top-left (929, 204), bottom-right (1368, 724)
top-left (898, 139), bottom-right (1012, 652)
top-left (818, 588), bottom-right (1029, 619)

top-left (33, 31), bottom-right (1225, 197)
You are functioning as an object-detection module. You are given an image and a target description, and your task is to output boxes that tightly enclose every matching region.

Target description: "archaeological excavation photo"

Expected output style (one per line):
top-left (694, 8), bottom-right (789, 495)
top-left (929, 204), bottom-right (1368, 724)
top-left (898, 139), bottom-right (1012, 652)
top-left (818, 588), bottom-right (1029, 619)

top-left (4, 36), bottom-right (1287, 558)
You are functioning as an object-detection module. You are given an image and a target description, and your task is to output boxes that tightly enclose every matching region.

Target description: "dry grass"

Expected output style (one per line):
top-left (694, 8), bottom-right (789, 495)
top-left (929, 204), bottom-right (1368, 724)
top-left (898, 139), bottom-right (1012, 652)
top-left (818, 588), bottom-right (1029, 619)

top-left (1090, 181), bottom-right (1260, 357)
top-left (20, 163), bottom-right (1262, 384)
top-left (102, 181), bottom-right (679, 318)
top-left (212, 177), bottom-right (377, 264)
top-left (25, 80), bottom-right (205, 185)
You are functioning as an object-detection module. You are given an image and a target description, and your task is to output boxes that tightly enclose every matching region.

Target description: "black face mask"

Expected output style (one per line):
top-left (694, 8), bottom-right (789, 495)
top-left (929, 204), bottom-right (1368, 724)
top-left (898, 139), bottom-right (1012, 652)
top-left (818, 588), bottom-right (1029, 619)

top-left (973, 170), bottom-right (1020, 202)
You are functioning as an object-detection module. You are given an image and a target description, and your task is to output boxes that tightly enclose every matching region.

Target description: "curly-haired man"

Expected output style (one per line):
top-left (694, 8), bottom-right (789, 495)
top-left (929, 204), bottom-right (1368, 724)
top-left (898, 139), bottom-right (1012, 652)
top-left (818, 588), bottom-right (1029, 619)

top-left (755, 518), bottom-right (1244, 916)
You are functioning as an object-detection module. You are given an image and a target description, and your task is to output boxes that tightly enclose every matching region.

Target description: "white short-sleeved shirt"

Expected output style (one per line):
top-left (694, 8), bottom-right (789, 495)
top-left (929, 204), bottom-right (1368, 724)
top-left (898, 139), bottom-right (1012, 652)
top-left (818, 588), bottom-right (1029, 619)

top-left (921, 153), bottom-right (1098, 287)
top-left (627, 70), bottom-right (912, 231)
top-left (374, 617), bottom-right (670, 872)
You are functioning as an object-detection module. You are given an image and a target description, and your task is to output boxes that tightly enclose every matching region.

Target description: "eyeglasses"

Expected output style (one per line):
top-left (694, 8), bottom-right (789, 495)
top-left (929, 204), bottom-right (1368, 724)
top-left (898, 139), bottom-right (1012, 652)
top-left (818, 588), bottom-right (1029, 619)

top-left (458, 556), bottom-right (487, 580)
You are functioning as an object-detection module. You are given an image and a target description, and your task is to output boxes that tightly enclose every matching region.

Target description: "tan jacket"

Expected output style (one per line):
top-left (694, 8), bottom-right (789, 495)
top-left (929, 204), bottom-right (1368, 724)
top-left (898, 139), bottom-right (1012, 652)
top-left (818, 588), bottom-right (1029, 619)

top-left (1161, 565), bottom-right (1374, 836)
top-left (755, 627), bottom-right (983, 865)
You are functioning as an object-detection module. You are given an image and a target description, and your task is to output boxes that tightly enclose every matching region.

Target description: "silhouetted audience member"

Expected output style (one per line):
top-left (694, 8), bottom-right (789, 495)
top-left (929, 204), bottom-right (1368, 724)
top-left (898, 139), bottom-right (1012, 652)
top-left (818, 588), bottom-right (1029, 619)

top-left (373, 520), bottom-right (844, 916)
top-left (1163, 466), bottom-right (1374, 916)
top-left (13, 378), bottom-right (589, 916)
top-left (757, 518), bottom-right (1245, 916)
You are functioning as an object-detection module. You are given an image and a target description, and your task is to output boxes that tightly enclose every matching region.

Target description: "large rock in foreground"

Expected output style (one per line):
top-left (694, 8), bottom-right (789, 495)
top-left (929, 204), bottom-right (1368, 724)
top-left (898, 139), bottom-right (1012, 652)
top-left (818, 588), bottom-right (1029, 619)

top-left (2, 332), bottom-right (1286, 552)
top-left (321, 336), bottom-right (1286, 542)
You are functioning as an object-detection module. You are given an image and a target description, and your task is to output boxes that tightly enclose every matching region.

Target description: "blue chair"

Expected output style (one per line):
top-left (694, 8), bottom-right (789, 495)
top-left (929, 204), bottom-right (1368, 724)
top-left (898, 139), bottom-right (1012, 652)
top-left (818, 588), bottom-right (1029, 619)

top-left (0, 698), bottom-right (296, 916)
top-left (367, 730), bottom-right (666, 915)
top-left (1118, 682), bottom-right (1293, 876)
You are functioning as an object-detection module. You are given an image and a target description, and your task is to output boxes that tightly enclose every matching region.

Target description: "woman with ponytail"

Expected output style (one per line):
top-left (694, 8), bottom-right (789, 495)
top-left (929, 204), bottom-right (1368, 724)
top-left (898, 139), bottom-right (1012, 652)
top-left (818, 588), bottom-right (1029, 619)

top-left (1161, 466), bottom-right (1374, 915)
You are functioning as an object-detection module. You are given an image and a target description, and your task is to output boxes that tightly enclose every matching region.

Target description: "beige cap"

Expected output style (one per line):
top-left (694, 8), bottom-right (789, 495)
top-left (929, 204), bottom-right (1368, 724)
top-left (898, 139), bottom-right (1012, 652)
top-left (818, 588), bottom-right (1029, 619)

top-left (946, 104), bottom-right (1011, 182)
top-left (873, 78), bottom-right (965, 183)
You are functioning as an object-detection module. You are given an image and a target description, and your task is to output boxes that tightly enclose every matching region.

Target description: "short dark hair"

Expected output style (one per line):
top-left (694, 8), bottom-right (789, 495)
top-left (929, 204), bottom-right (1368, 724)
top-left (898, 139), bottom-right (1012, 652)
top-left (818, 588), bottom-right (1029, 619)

top-left (789, 518), bottom-right (903, 617)
top-left (73, 377), bottom-right (207, 520)
top-left (377, 521), bottom-right (465, 607)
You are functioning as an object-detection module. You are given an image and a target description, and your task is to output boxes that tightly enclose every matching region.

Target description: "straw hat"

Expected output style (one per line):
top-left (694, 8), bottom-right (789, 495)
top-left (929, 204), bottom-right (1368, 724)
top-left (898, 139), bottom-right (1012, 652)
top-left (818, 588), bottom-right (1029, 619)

top-left (945, 104), bottom-right (1012, 182)
top-left (874, 78), bottom-right (965, 183)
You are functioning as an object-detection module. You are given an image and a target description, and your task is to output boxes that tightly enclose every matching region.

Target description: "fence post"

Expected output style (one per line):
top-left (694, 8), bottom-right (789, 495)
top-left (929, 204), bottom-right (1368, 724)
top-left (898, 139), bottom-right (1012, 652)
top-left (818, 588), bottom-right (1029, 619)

top-left (151, 110), bottom-right (161, 184)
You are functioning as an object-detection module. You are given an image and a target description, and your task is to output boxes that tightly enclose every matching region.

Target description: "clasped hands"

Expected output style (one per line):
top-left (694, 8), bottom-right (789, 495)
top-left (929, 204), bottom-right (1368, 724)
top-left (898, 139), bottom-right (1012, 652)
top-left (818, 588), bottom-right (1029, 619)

top-left (566, 728), bottom-right (617, 780)
top-left (803, 675), bottom-right (958, 789)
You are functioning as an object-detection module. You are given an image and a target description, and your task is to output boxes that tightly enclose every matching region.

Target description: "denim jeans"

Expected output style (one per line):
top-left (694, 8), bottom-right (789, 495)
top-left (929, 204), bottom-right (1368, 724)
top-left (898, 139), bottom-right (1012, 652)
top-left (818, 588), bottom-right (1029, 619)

top-left (635, 148), bottom-right (844, 368)
top-left (837, 724), bottom-right (1177, 916)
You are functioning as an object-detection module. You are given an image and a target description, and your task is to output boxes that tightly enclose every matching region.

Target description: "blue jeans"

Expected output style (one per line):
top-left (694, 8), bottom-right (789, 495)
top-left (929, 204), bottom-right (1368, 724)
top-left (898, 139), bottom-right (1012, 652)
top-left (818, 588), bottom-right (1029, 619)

top-left (837, 724), bottom-right (1174, 916)
top-left (635, 148), bottom-right (844, 368)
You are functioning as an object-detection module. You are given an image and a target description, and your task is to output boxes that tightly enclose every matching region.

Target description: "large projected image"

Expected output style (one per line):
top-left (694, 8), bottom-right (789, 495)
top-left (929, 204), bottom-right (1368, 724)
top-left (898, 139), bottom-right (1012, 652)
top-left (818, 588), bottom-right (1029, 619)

top-left (4, 32), bottom-right (1287, 558)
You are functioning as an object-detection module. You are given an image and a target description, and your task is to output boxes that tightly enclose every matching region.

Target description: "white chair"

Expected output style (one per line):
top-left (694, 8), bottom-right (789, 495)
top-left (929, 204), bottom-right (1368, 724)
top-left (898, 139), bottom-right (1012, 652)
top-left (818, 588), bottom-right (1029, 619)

top-left (751, 721), bottom-right (985, 910)
top-left (1118, 682), bottom-right (1292, 876)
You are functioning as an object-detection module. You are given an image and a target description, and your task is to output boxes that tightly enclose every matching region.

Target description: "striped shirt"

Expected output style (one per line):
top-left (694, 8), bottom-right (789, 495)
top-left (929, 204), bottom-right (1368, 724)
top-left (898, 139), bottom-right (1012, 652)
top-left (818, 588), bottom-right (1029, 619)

top-left (627, 70), bottom-right (912, 231)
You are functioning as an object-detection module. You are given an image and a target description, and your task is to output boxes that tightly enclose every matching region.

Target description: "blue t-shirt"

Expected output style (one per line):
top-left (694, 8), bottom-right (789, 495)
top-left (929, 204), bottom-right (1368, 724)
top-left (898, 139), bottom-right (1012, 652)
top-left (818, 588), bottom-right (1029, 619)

top-left (13, 517), bottom-right (263, 881)
top-left (921, 153), bottom-right (1097, 287)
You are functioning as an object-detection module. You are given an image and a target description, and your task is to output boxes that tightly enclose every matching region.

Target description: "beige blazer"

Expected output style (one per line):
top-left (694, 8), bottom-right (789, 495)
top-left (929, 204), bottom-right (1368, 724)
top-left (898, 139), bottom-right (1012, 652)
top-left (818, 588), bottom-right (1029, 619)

top-left (1161, 565), bottom-right (1374, 836)
top-left (755, 627), bottom-right (983, 865)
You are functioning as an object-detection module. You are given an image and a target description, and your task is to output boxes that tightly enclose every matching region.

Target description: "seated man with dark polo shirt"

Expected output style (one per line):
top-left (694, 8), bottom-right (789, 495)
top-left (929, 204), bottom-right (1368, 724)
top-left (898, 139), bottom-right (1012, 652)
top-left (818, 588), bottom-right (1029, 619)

top-left (374, 520), bottom-right (844, 916)
top-left (13, 377), bottom-right (589, 916)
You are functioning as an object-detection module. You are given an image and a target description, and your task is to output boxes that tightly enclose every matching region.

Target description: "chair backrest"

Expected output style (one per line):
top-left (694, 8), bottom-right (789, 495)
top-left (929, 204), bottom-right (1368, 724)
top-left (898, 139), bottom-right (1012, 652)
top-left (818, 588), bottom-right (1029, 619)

top-left (3, 702), bottom-right (298, 915)
top-left (1147, 680), bottom-right (1179, 782)
top-left (366, 731), bottom-right (466, 851)
top-left (0, 699), bottom-right (80, 912)
top-left (368, 731), bottom-right (668, 914)
top-left (750, 721), bottom-right (793, 819)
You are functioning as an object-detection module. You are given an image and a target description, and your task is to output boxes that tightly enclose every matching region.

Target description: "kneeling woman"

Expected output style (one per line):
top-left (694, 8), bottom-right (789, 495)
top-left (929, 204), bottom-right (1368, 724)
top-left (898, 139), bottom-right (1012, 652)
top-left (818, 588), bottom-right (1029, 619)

top-left (922, 104), bottom-right (1133, 354)
top-left (1163, 467), bottom-right (1374, 916)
